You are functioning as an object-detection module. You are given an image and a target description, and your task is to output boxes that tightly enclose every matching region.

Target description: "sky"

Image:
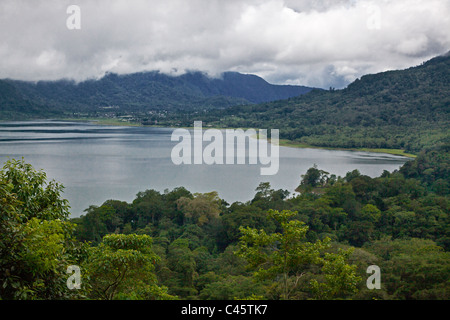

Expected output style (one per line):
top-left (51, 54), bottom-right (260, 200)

top-left (0, 0), bottom-right (449, 89)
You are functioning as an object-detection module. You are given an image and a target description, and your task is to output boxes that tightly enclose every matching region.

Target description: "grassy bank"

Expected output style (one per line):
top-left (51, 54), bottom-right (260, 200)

top-left (278, 139), bottom-right (417, 158)
top-left (61, 117), bottom-right (143, 127)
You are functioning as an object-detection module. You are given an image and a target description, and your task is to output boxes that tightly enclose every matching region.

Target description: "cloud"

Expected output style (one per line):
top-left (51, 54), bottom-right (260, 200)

top-left (0, 0), bottom-right (449, 88)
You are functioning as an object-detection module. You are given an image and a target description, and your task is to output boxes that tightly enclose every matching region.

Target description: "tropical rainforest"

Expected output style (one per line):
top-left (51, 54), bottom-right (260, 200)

top-left (1, 143), bottom-right (448, 300)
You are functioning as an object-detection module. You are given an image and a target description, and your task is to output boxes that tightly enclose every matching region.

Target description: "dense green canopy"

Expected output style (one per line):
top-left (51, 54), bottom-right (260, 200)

top-left (1, 144), bottom-right (448, 300)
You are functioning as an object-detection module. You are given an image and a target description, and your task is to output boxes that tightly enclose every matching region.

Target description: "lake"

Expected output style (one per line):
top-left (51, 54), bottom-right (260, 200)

top-left (0, 120), bottom-right (410, 217)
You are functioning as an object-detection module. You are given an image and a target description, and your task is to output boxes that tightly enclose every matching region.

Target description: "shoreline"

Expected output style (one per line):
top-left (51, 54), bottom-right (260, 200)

top-left (60, 117), bottom-right (416, 158)
top-left (277, 139), bottom-right (416, 158)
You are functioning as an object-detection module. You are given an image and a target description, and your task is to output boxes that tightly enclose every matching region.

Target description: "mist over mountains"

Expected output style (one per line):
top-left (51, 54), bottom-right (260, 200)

top-left (0, 51), bottom-right (449, 154)
top-left (163, 52), bottom-right (450, 153)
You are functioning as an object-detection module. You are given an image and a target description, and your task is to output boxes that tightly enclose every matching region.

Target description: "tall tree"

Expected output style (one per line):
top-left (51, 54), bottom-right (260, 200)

top-left (83, 233), bottom-right (173, 300)
top-left (0, 159), bottom-right (85, 299)
top-left (236, 209), bottom-right (359, 299)
top-left (176, 191), bottom-right (221, 226)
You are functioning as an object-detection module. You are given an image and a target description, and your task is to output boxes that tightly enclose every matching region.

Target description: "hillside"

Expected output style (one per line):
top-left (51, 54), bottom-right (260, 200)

top-left (1, 53), bottom-right (448, 154)
top-left (175, 52), bottom-right (450, 153)
top-left (0, 71), bottom-right (313, 118)
top-left (0, 81), bottom-right (58, 120)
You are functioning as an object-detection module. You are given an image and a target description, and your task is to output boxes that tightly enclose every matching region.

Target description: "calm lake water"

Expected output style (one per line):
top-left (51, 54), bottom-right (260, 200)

top-left (0, 120), bottom-right (410, 217)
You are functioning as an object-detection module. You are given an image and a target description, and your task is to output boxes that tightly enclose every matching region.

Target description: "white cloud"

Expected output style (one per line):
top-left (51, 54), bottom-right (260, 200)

top-left (0, 0), bottom-right (449, 88)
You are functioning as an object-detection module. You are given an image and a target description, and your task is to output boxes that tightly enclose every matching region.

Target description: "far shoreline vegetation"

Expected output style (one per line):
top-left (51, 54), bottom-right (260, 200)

top-left (0, 115), bottom-right (418, 158)
top-left (59, 116), bottom-right (417, 158)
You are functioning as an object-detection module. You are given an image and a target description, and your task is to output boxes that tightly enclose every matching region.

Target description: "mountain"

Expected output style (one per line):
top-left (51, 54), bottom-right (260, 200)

top-left (1, 53), bottom-right (448, 154)
top-left (0, 80), bottom-right (59, 120)
top-left (168, 52), bottom-right (450, 153)
top-left (0, 71), bottom-right (314, 118)
top-left (178, 71), bottom-right (313, 104)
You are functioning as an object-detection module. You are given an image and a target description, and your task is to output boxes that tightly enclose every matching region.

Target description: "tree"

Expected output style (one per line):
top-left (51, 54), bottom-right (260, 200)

top-left (176, 191), bottom-right (221, 226)
top-left (83, 233), bottom-right (173, 300)
top-left (165, 238), bottom-right (197, 297)
top-left (198, 275), bottom-right (265, 300)
top-left (365, 238), bottom-right (450, 299)
top-left (1, 158), bottom-right (70, 221)
top-left (237, 210), bottom-right (337, 299)
top-left (220, 203), bottom-right (275, 247)
top-left (0, 159), bottom-right (85, 299)
top-left (310, 248), bottom-right (361, 299)
top-left (296, 165), bottom-right (330, 192)
top-left (73, 205), bottom-right (112, 243)
top-left (236, 209), bottom-right (361, 299)
top-left (132, 189), bottom-right (165, 227)
top-left (251, 182), bottom-right (290, 210)
top-left (358, 204), bottom-right (382, 223)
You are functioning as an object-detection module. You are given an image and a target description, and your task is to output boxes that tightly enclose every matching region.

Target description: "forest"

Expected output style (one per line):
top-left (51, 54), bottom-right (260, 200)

top-left (153, 53), bottom-right (450, 154)
top-left (1, 143), bottom-right (448, 300)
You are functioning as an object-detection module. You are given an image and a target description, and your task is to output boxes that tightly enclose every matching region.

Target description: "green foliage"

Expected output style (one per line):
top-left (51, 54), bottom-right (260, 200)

top-left (364, 238), bottom-right (450, 299)
top-left (69, 145), bottom-right (448, 300)
top-left (83, 233), bottom-right (173, 300)
top-left (1, 142), bottom-right (448, 300)
top-left (1, 158), bottom-right (70, 221)
top-left (400, 144), bottom-right (450, 195)
top-left (236, 209), bottom-right (359, 299)
top-left (310, 248), bottom-right (361, 300)
top-left (164, 238), bottom-right (197, 297)
top-left (176, 191), bottom-right (221, 226)
top-left (198, 275), bottom-right (265, 300)
top-left (296, 165), bottom-right (330, 192)
top-left (0, 159), bottom-right (84, 299)
top-left (0, 80), bottom-right (58, 120)
top-left (158, 53), bottom-right (450, 153)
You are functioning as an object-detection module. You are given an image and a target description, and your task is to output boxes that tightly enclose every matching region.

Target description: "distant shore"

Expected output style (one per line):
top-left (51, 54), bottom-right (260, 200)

top-left (61, 117), bottom-right (417, 158)
top-left (277, 139), bottom-right (416, 158)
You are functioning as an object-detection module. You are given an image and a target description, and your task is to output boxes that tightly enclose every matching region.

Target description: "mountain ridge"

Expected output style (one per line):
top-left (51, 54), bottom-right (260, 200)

top-left (0, 70), bottom-right (314, 119)
top-left (165, 52), bottom-right (450, 153)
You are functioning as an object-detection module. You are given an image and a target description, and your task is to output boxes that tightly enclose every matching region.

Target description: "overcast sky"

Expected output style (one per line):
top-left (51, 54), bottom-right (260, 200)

top-left (0, 0), bottom-right (449, 89)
